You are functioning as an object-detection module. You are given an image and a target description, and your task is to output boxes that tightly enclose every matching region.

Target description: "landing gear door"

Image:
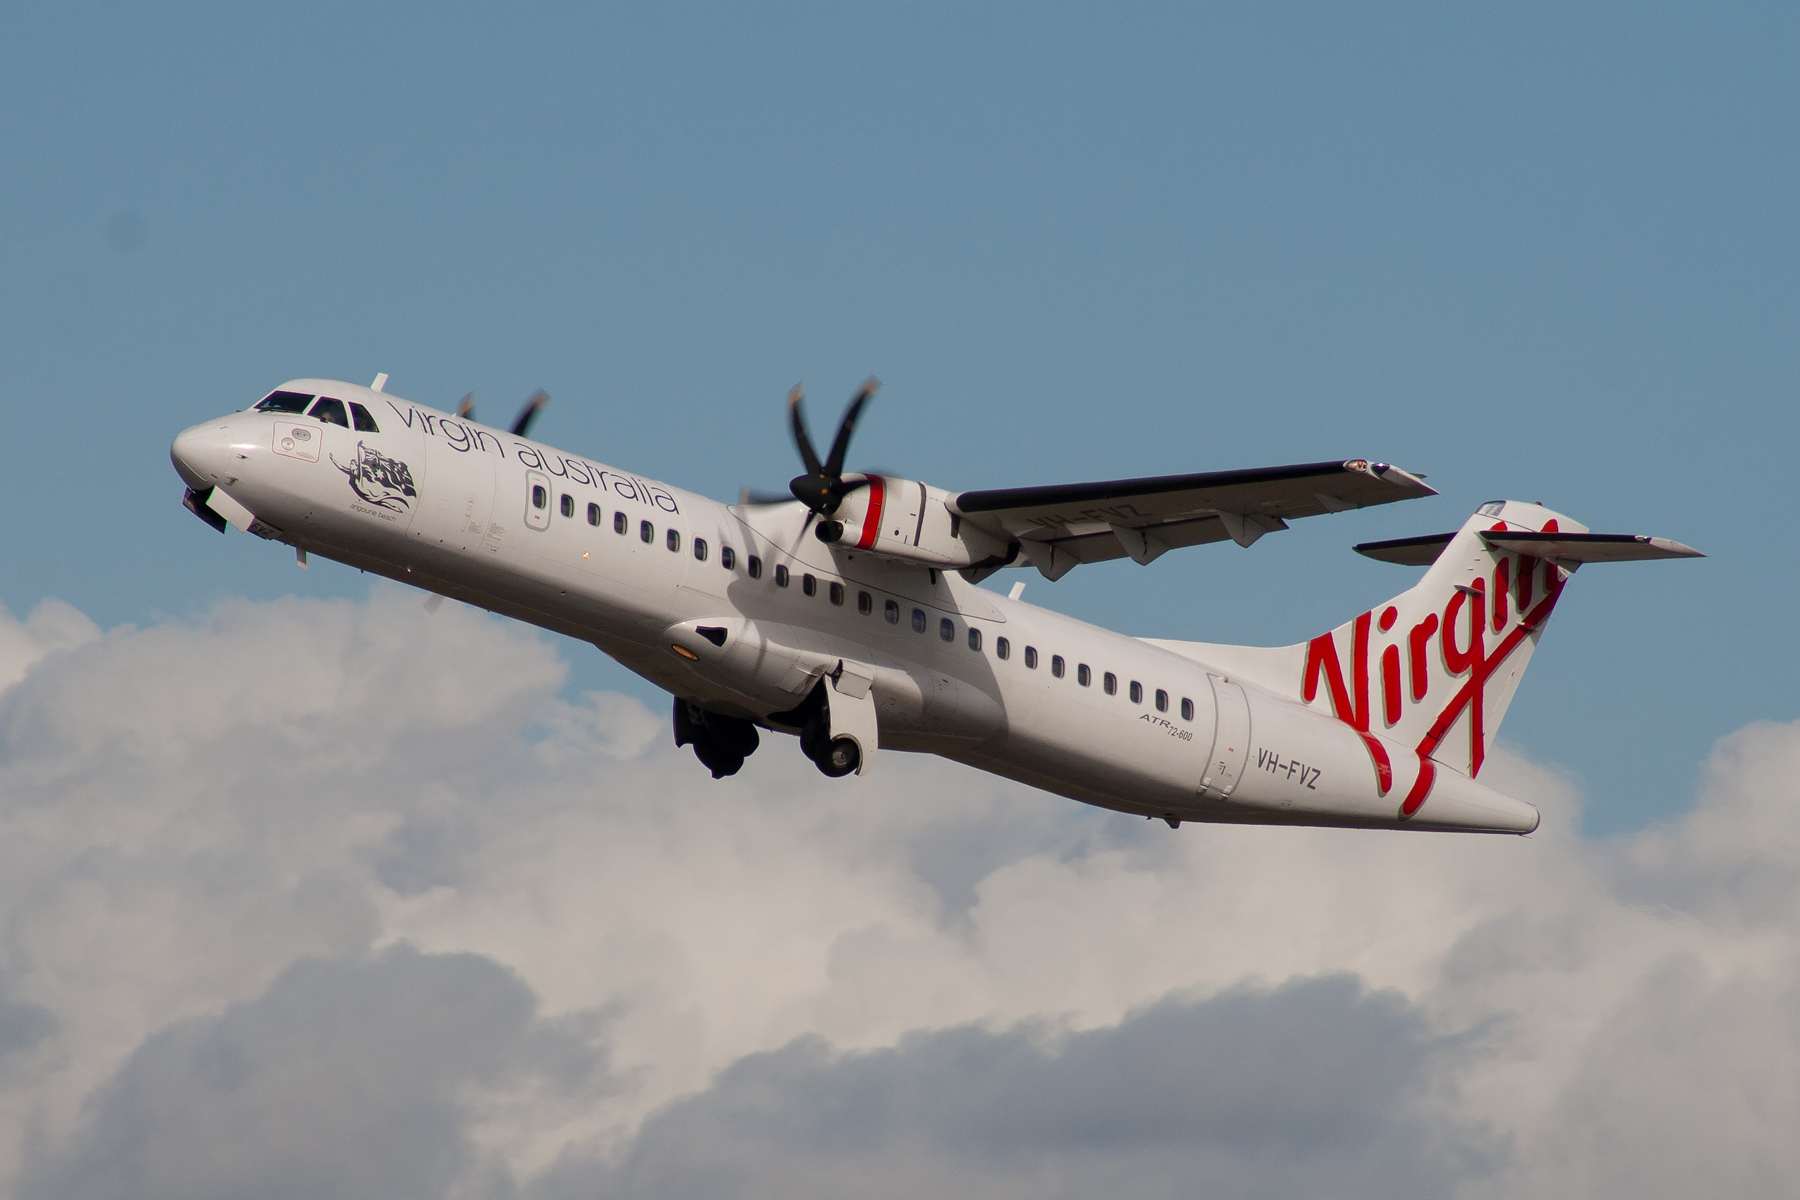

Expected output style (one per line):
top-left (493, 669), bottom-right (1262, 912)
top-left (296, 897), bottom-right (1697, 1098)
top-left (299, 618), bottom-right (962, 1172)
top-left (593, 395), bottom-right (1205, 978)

top-left (1200, 674), bottom-right (1251, 800)
top-left (828, 662), bottom-right (880, 775)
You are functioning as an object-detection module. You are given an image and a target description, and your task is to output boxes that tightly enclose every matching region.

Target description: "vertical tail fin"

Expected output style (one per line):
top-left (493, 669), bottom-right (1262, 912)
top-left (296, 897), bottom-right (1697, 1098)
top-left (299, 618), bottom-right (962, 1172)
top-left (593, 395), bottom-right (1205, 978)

top-left (1147, 499), bottom-right (1697, 822)
top-left (1302, 501), bottom-right (1581, 810)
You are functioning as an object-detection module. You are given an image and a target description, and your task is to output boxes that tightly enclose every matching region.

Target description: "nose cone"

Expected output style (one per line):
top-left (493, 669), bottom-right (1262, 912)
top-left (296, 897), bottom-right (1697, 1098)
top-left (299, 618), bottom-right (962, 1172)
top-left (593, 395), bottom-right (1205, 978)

top-left (170, 421), bottom-right (234, 489)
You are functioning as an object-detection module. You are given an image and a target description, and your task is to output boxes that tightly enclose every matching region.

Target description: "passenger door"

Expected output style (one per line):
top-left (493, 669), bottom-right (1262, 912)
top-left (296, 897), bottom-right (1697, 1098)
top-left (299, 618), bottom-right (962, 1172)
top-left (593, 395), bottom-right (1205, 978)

top-left (1200, 674), bottom-right (1252, 800)
top-left (524, 471), bottom-right (551, 531)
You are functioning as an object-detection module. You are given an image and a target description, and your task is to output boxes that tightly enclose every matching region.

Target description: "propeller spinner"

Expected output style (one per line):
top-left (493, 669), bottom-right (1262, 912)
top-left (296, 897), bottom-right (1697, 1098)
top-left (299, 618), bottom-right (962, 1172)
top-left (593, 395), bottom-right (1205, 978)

top-left (786, 378), bottom-right (879, 541)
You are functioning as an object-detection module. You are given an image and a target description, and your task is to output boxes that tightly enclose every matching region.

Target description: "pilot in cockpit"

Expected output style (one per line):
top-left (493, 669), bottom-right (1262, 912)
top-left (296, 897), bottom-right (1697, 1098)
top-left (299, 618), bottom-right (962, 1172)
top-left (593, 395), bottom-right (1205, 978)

top-left (253, 390), bottom-right (380, 432)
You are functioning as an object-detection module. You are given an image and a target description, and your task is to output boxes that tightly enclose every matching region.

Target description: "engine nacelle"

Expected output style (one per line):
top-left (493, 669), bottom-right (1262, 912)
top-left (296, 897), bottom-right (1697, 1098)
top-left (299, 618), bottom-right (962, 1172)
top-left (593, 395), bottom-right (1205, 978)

top-left (821, 477), bottom-right (1012, 570)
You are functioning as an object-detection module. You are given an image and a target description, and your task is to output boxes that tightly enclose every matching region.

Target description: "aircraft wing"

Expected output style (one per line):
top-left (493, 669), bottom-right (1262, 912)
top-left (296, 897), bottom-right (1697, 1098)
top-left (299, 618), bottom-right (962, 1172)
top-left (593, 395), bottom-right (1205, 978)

top-left (952, 459), bottom-right (1434, 579)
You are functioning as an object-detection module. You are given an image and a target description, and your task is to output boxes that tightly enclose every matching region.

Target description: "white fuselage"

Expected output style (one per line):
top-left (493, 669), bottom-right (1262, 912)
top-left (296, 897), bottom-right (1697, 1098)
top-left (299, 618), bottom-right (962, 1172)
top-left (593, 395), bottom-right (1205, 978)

top-left (171, 380), bottom-right (1540, 834)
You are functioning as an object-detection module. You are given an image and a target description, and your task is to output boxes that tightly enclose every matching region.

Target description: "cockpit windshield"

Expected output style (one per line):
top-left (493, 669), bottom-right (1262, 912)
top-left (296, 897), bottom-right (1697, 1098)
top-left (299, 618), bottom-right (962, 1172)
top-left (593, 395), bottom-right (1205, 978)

top-left (254, 391), bottom-right (314, 414)
top-left (308, 398), bottom-right (350, 428)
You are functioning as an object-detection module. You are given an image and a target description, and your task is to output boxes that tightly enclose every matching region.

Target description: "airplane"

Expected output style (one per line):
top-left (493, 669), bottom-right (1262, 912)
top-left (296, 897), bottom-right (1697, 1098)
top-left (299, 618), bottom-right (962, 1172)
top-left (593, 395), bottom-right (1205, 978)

top-left (169, 375), bottom-right (1700, 835)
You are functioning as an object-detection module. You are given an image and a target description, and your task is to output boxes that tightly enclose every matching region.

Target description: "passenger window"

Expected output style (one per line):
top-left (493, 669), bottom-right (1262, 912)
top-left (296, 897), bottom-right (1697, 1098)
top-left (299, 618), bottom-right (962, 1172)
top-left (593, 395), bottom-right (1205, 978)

top-left (1024, 646), bottom-right (1038, 669)
top-left (560, 494), bottom-right (574, 518)
top-left (1051, 655), bottom-right (1065, 678)
top-left (722, 546), bottom-right (736, 569)
top-left (666, 529), bottom-right (680, 552)
top-left (748, 555), bottom-right (763, 579)
top-left (640, 520), bottom-right (654, 543)
top-left (996, 636), bottom-right (1010, 660)
top-left (911, 608), bottom-right (926, 633)
top-left (532, 485), bottom-right (548, 509)
top-left (349, 402), bottom-right (380, 433)
top-left (857, 591), bottom-right (872, 615)
top-left (1155, 689), bottom-right (1169, 712)
top-left (254, 391), bottom-right (314, 414)
top-left (968, 627), bottom-right (982, 651)
top-left (802, 574), bottom-right (817, 597)
top-left (1180, 697), bottom-right (1194, 721)
top-left (614, 512), bottom-right (627, 535)
top-left (885, 599), bottom-right (900, 623)
top-left (694, 538), bottom-right (708, 562)
top-left (829, 582), bottom-right (844, 605)
top-left (1078, 664), bottom-right (1091, 687)
top-left (939, 618), bottom-right (955, 642)
top-left (1103, 672), bottom-right (1117, 695)
top-left (776, 565), bottom-right (790, 587)
top-left (308, 398), bottom-right (349, 427)
top-left (1129, 681), bottom-right (1143, 704)
top-left (587, 503), bottom-right (601, 526)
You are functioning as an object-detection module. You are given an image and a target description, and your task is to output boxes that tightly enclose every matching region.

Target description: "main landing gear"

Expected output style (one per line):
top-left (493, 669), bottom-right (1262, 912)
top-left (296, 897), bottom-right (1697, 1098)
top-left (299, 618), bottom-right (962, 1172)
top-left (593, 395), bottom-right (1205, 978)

top-left (673, 700), bottom-right (761, 779)
top-left (768, 680), bottom-right (863, 778)
top-left (677, 676), bottom-right (871, 781)
top-left (801, 717), bottom-right (861, 777)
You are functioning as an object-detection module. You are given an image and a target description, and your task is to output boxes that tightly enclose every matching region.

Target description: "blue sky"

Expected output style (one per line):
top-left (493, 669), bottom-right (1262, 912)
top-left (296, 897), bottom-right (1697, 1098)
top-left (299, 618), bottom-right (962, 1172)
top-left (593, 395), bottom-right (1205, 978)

top-left (2, 1), bottom-right (1794, 834)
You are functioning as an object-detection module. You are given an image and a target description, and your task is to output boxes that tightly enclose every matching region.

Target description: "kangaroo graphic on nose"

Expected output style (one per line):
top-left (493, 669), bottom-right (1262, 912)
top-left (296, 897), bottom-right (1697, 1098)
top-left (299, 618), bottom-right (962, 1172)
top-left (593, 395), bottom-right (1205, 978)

top-left (331, 441), bottom-right (417, 512)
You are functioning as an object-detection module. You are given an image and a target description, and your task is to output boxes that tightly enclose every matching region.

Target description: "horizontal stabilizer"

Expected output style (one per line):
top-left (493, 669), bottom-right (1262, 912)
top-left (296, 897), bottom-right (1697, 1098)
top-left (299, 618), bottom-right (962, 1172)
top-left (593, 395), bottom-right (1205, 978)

top-left (1480, 531), bottom-right (1704, 563)
top-left (1354, 533), bottom-right (1455, 565)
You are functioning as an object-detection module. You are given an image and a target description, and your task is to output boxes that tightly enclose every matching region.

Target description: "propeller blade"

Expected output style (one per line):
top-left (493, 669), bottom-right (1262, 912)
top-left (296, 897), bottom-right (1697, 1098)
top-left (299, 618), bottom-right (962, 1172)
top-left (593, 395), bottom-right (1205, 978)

top-left (457, 393), bottom-right (475, 420)
top-left (787, 385), bottom-right (822, 478)
top-left (823, 378), bottom-right (879, 477)
top-left (785, 379), bottom-right (881, 516)
top-left (738, 486), bottom-right (795, 507)
top-left (511, 390), bottom-right (549, 437)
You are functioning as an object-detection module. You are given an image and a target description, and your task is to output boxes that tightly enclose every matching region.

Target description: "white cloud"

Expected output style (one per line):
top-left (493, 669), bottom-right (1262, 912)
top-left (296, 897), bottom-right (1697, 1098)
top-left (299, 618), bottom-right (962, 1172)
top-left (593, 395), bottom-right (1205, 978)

top-left (0, 600), bottom-right (98, 694)
top-left (0, 588), bottom-right (1794, 1198)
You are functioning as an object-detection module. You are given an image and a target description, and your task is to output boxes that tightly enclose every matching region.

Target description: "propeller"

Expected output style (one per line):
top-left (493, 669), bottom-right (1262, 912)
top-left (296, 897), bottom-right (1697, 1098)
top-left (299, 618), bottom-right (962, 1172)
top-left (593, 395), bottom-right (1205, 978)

top-left (511, 390), bottom-right (549, 437)
top-left (785, 378), bottom-right (879, 539)
top-left (453, 390), bottom-right (546, 438)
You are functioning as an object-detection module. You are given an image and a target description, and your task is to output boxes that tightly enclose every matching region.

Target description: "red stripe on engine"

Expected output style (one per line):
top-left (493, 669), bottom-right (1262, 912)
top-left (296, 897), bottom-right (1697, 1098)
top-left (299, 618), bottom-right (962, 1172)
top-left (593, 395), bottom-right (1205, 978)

top-left (856, 476), bottom-right (885, 549)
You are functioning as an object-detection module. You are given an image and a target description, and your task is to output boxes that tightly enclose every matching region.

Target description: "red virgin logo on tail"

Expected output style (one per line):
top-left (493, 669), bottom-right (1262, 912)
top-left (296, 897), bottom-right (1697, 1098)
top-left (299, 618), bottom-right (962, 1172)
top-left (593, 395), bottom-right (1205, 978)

top-left (1304, 535), bottom-right (1567, 818)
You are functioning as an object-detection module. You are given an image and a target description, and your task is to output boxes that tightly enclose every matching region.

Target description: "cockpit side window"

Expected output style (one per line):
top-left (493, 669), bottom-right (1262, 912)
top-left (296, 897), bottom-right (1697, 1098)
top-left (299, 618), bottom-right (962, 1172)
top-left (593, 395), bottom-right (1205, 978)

top-left (349, 402), bottom-right (380, 433)
top-left (254, 391), bottom-right (314, 414)
top-left (308, 398), bottom-right (349, 428)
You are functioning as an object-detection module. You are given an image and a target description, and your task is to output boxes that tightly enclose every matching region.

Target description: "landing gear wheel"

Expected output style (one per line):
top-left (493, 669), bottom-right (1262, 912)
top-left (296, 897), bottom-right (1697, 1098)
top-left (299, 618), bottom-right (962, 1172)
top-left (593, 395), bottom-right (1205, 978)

top-left (815, 736), bottom-right (860, 778)
top-left (673, 698), bottom-right (761, 779)
top-left (789, 685), bottom-right (862, 778)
